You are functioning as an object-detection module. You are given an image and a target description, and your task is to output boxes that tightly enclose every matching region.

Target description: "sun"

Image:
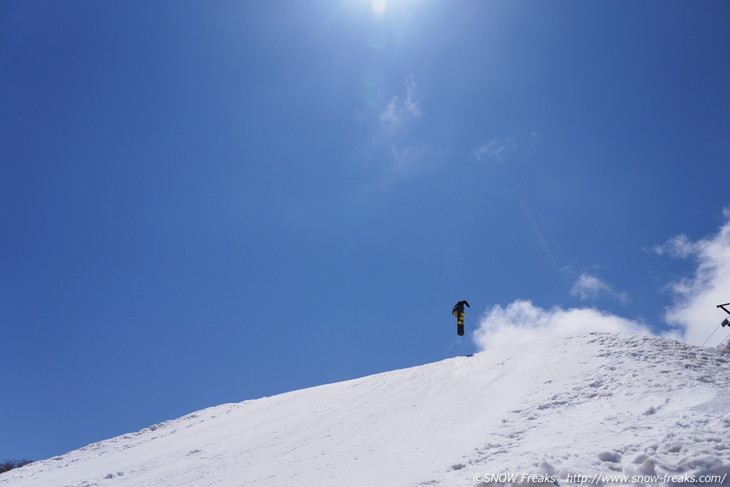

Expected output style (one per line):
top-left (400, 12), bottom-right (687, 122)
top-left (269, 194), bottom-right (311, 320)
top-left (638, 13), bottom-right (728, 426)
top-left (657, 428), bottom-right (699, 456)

top-left (368, 0), bottom-right (424, 20)
top-left (371, 0), bottom-right (387, 16)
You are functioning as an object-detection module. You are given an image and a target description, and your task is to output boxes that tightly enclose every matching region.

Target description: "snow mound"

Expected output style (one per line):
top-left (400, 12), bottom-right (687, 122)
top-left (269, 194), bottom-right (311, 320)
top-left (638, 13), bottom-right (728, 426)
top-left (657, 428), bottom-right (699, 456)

top-left (2, 333), bottom-right (729, 487)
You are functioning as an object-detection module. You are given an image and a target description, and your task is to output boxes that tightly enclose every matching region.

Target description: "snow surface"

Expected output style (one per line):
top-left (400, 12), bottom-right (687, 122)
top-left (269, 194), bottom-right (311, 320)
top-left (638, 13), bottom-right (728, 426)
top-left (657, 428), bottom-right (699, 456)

top-left (2, 333), bottom-right (729, 487)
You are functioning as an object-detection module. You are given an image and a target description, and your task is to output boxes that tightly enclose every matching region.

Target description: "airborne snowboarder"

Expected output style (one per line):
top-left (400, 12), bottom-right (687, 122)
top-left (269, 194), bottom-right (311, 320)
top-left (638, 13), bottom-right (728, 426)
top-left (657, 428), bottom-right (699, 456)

top-left (452, 300), bottom-right (470, 336)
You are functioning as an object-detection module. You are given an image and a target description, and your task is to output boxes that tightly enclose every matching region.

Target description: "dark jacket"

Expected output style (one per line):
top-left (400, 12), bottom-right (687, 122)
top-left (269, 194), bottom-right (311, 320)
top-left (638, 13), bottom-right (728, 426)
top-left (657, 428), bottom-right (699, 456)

top-left (452, 300), bottom-right (470, 317)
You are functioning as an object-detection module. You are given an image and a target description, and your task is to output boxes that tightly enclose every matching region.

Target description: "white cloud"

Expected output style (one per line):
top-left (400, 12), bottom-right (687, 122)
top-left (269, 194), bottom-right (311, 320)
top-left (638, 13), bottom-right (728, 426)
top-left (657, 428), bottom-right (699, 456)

top-left (347, 75), bottom-right (422, 185)
top-left (473, 138), bottom-right (517, 164)
top-left (364, 75), bottom-right (425, 184)
top-left (381, 146), bottom-right (419, 184)
top-left (379, 97), bottom-right (401, 125)
top-left (652, 234), bottom-right (696, 258)
top-left (378, 75), bottom-right (421, 130)
top-left (472, 300), bottom-right (652, 351)
top-left (659, 210), bottom-right (730, 346)
top-left (570, 273), bottom-right (628, 304)
top-left (403, 76), bottom-right (421, 118)
top-left (472, 207), bottom-right (730, 351)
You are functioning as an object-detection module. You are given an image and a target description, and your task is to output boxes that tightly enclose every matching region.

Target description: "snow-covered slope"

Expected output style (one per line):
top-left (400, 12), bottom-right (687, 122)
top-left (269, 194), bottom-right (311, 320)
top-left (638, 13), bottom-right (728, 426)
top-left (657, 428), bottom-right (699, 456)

top-left (3, 333), bottom-right (730, 487)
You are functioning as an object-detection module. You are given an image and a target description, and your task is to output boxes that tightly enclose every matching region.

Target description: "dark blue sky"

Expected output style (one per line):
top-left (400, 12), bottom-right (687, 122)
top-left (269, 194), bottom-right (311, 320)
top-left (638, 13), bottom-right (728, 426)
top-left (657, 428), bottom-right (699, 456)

top-left (2, 0), bottom-right (729, 461)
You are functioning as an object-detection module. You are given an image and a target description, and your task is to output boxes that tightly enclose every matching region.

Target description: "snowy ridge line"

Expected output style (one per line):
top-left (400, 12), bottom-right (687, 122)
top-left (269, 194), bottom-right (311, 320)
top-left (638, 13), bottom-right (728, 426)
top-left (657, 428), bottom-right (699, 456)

top-left (1, 332), bottom-right (729, 487)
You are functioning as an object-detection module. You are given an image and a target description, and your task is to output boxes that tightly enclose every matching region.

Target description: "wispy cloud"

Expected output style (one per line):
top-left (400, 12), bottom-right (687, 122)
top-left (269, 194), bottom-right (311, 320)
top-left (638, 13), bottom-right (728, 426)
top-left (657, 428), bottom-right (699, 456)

top-left (381, 145), bottom-right (419, 184)
top-left (472, 130), bottom-right (539, 164)
top-left (473, 138), bottom-right (517, 164)
top-left (570, 273), bottom-right (628, 304)
top-left (651, 234), bottom-right (696, 258)
top-left (473, 207), bottom-right (730, 351)
top-left (357, 75), bottom-right (426, 184)
top-left (378, 75), bottom-right (421, 131)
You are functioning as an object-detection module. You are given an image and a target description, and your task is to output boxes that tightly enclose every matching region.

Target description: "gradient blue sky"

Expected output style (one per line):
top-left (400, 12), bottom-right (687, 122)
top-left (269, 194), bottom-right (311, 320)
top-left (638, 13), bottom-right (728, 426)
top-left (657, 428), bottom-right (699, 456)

top-left (2, 0), bottom-right (730, 461)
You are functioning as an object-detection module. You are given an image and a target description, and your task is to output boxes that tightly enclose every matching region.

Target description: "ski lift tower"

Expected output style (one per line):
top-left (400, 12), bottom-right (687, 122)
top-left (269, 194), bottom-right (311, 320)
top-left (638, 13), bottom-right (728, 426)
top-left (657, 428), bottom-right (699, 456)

top-left (717, 302), bottom-right (730, 328)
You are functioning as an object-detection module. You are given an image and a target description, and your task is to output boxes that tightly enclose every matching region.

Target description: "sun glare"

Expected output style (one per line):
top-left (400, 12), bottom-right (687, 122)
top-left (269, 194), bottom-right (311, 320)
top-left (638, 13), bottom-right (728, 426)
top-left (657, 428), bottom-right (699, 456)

top-left (371, 0), bottom-right (387, 16)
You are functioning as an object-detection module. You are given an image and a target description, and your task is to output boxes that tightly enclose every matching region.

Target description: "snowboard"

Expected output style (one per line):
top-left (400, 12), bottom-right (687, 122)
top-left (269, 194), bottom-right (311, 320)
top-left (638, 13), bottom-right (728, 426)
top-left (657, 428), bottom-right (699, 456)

top-left (456, 312), bottom-right (465, 336)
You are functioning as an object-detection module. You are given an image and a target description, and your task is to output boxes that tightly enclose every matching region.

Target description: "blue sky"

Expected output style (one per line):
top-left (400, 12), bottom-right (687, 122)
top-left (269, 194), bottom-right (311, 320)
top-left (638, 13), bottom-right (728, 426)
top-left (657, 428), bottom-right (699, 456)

top-left (2, 0), bottom-right (730, 462)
